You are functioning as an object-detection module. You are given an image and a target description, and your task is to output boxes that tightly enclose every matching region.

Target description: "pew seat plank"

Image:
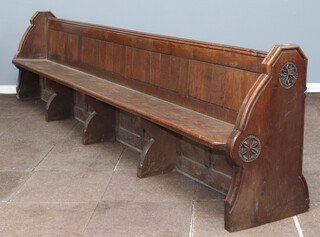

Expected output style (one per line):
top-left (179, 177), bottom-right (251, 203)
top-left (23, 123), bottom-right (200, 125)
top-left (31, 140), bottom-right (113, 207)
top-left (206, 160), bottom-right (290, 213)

top-left (13, 58), bottom-right (234, 150)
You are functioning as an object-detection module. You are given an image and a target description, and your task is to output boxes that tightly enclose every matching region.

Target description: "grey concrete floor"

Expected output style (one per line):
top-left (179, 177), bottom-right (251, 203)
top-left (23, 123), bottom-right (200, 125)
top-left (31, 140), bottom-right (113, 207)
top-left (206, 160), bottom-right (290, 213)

top-left (0, 94), bottom-right (319, 237)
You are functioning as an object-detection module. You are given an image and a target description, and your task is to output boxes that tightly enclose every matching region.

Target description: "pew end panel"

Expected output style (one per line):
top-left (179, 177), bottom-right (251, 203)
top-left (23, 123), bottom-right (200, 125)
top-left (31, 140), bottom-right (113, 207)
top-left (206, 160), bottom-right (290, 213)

top-left (14, 11), bottom-right (55, 60)
top-left (14, 11), bottom-right (55, 100)
top-left (225, 45), bottom-right (309, 232)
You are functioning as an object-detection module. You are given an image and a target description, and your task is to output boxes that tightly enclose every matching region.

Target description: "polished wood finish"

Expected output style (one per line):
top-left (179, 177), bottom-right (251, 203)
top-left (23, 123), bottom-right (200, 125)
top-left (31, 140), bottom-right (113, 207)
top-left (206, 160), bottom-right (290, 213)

top-left (12, 12), bottom-right (309, 232)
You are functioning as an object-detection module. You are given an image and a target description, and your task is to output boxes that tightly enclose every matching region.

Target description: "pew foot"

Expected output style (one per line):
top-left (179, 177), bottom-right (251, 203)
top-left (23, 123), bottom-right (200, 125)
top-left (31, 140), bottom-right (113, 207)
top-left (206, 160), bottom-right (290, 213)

top-left (138, 119), bottom-right (177, 178)
top-left (224, 167), bottom-right (309, 232)
top-left (45, 80), bottom-right (74, 121)
top-left (16, 68), bottom-right (40, 100)
top-left (82, 95), bottom-right (116, 145)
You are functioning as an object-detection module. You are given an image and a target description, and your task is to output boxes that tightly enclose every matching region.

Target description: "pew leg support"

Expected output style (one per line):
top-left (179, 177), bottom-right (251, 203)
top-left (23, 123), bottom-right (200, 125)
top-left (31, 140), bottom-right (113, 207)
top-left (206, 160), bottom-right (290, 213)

top-left (224, 166), bottom-right (309, 232)
top-left (45, 80), bottom-right (74, 121)
top-left (82, 95), bottom-right (116, 145)
top-left (16, 68), bottom-right (40, 100)
top-left (138, 119), bottom-right (177, 178)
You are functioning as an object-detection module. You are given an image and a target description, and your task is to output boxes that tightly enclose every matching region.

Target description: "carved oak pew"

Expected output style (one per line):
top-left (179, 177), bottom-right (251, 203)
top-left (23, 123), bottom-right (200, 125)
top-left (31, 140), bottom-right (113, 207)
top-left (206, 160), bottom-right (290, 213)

top-left (12, 11), bottom-right (309, 232)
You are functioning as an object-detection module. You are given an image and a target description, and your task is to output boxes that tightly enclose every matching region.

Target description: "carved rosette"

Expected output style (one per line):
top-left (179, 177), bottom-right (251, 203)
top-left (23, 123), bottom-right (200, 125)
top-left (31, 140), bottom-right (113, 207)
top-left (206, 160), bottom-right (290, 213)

top-left (279, 62), bottom-right (298, 88)
top-left (238, 135), bottom-right (261, 162)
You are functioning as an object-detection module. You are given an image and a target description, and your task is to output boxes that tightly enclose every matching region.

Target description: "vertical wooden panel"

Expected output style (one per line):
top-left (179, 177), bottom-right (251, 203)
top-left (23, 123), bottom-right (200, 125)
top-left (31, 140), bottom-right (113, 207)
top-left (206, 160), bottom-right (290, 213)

top-left (240, 71), bottom-right (258, 102)
top-left (179, 137), bottom-right (210, 165)
top-left (81, 37), bottom-right (100, 66)
top-left (211, 149), bottom-right (233, 176)
top-left (48, 30), bottom-right (55, 56)
top-left (119, 111), bottom-right (143, 136)
top-left (188, 60), bottom-right (225, 106)
top-left (178, 58), bottom-right (189, 96)
top-left (211, 65), bottom-right (227, 105)
top-left (149, 52), bottom-right (161, 86)
top-left (48, 30), bottom-right (63, 57)
top-left (112, 44), bottom-right (124, 74)
top-left (124, 47), bottom-right (133, 78)
top-left (188, 60), bottom-right (259, 112)
top-left (57, 32), bottom-right (65, 57)
top-left (98, 41), bottom-right (113, 71)
top-left (48, 30), bottom-right (79, 61)
top-left (159, 54), bottom-right (171, 88)
top-left (189, 60), bottom-right (212, 102)
top-left (158, 55), bottom-right (182, 92)
top-left (224, 69), bottom-right (241, 111)
top-left (165, 56), bottom-right (180, 92)
top-left (223, 69), bottom-right (259, 111)
top-left (66, 33), bottom-right (79, 61)
top-left (176, 137), bottom-right (232, 194)
top-left (132, 48), bottom-right (150, 83)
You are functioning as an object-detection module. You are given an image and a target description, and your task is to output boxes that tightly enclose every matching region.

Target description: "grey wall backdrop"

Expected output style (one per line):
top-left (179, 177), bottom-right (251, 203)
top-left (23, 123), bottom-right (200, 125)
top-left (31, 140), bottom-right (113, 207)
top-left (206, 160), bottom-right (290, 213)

top-left (1, 0), bottom-right (319, 88)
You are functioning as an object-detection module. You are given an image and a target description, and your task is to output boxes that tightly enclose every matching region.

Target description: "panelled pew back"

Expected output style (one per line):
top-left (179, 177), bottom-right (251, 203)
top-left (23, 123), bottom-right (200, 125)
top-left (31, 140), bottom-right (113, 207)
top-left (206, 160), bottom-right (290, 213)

top-left (18, 12), bottom-right (267, 124)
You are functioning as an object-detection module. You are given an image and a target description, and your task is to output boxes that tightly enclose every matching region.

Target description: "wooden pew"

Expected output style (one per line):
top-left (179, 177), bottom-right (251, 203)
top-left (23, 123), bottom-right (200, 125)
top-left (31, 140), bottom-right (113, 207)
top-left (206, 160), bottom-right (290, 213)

top-left (12, 11), bottom-right (309, 232)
